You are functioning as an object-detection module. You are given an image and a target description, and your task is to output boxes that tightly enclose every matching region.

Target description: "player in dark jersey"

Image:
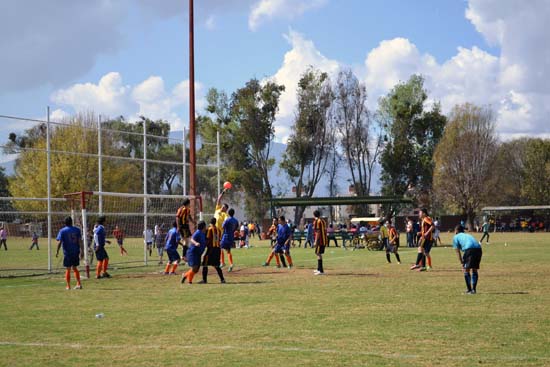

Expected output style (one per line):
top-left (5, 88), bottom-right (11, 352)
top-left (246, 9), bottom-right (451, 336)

top-left (200, 218), bottom-right (225, 284)
top-left (55, 217), bottom-right (84, 290)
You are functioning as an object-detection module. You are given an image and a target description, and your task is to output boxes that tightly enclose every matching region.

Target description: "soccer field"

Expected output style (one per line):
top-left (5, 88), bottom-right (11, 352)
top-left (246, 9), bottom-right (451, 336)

top-left (1, 232), bottom-right (549, 367)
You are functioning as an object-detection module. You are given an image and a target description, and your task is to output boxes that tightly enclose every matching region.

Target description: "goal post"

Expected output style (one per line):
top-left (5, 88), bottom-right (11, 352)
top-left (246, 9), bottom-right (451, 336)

top-left (63, 191), bottom-right (202, 272)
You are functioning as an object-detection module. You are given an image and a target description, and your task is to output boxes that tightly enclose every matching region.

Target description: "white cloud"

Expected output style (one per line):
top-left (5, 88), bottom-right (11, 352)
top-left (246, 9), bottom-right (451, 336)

top-left (268, 29), bottom-right (341, 142)
top-left (50, 73), bottom-right (204, 131)
top-left (205, 15), bottom-right (217, 30)
top-left (249, 0), bottom-right (328, 31)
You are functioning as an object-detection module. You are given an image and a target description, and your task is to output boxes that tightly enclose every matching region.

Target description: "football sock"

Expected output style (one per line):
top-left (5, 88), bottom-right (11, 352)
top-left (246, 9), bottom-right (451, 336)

top-left (202, 267), bottom-right (208, 282)
top-left (386, 253), bottom-right (391, 263)
top-left (96, 261), bottom-right (103, 277)
top-left (220, 251), bottom-right (225, 265)
top-left (275, 254), bottom-right (281, 266)
top-left (266, 253), bottom-right (274, 265)
top-left (422, 255), bottom-right (426, 267)
top-left (427, 256), bottom-right (432, 267)
top-left (317, 259), bottom-right (324, 273)
top-left (415, 253), bottom-right (423, 266)
top-left (280, 254), bottom-right (287, 268)
top-left (188, 270), bottom-right (196, 283)
top-left (472, 272), bottom-right (478, 291)
top-left (164, 263), bottom-right (171, 273)
top-left (73, 268), bottom-right (81, 284)
top-left (65, 269), bottom-right (71, 287)
top-left (395, 253), bottom-right (401, 263)
top-left (171, 264), bottom-right (178, 273)
top-left (215, 267), bottom-right (224, 281)
top-left (285, 254), bottom-right (293, 266)
top-left (102, 258), bottom-right (109, 273)
top-left (228, 253), bottom-right (233, 266)
top-left (464, 272), bottom-right (472, 291)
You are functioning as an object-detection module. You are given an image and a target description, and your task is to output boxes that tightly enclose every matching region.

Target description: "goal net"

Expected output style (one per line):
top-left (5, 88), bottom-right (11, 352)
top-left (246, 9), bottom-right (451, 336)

top-left (64, 191), bottom-right (202, 277)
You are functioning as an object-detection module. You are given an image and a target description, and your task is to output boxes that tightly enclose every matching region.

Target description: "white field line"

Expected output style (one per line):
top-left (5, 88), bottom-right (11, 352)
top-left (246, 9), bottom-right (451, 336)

top-left (0, 341), bottom-right (547, 362)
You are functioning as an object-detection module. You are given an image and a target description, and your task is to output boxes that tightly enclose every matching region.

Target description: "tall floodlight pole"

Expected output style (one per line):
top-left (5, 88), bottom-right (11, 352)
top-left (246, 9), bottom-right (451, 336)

top-left (189, 0), bottom-right (197, 207)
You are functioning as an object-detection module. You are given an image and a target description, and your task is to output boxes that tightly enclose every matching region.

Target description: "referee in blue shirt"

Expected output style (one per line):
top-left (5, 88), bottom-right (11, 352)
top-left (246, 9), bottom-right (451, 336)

top-left (452, 225), bottom-right (483, 294)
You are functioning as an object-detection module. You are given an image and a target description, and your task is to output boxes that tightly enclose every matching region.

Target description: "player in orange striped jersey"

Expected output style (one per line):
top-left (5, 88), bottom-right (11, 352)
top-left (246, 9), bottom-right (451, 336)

top-left (200, 217), bottom-right (225, 284)
top-left (313, 210), bottom-right (327, 275)
top-left (176, 198), bottom-right (194, 259)
top-left (112, 225), bottom-right (128, 256)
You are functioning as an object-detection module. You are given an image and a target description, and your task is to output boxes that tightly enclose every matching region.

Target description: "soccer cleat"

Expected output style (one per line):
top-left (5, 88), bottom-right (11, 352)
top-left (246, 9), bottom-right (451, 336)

top-left (410, 264), bottom-right (420, 270)
top-left (65, 286), bottom-right (71, 290)
top-left (417, 267), bottom-right (426, 272)
top-left (96, 274), bottom-right (103, 279)
top-left (169, 272), bottom-right (177, 275)
top-left (163, 271), bottom-right (169, 275)
top-left (102, 272), bottom-right (111, 278)
top-left (275, 264), bottom-right (281, 268)
top-left (180, 276), bottom-right (187, 284)
top-left (198, 280), bottom-right (207, 284)
top-left (220, 263), bottom-right (225, 268)
top-left (288, 265), bottom-right (293, 269)
top-left (74, 284), bottom-right (82, 290)
top-left (313, 270), bottom-right (324, 275)
top-left (397, 261), bottom-right (401, 264)
top-left (470, 289), bottom-right (477, 294)
top-left (220, 279), bottom-right (226, 284)
top-left (427, 266), bottom-right (432, 270)
top-left (228, 265), bottom-right (233, 272)
top-left (262, 262), bottom-right (269, 267)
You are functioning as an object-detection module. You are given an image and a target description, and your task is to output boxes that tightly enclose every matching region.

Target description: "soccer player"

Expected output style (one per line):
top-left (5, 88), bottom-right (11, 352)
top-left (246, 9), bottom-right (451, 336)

top-left (164, 222), bottom-right (182, 275)
top-left (411, 208), bottom-right (435, 271)
top-left (452, 225), bottom-right (483, 294)
top-left (144, 227), bottom-right (154, 257)
top-left (200, 218), bottom-right (225, 284)
top-left (154, 224), bottom-right (165, 264)
top-left (262, 216), bottom-right (291, 268)
top-left (386, 221), bottom-right (401, 264)
top-left (94, 216), bottom-right (112, 279)
top-left (112, 225), bottom-right (128, 256)
top-left (29, 231), bottom-right (39, 250)
top-left (181, 221), bottom-right (207, 285)
top-left (55, 217), bottom-right (84, 290)
top-left (313, 210), bottom-right (327, 275)
top-left (214, 190), bottom-right (229, 263)
top-left (239, 221), bottom-right (249, 248)
top-left (434, 217), bottom-right (443, 246)
top-left (305, 220), bottom-right (314, 248)
top-left (0, 226), bottom-right (7, 250)
top-left (267, 218), bottom-right (278, 248)
top-left (176, 198), bottom-right (194, 260)
top-left (281, 217), bottom-right (294, 268)
top-left (220, 208), bottom-right (239, 271)
top-left (479, 219), bottom-right (490, 245)
top-left (380, 220), bottom-right (390, 253)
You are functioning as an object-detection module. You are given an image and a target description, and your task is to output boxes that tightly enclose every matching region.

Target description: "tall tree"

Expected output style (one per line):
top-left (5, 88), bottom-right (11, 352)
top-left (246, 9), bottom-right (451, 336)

top-left (433, 103), bottom-right (498, 229)
top-left (378, 74), bottom-right (446, 213)
top-left (280, 67), bottom-right (334, 224)
top-left (521, 138), bottom-right (550, 204)
top-left (333, 69), bottom-right (384, 215)
top-left (228, 79), bottom-right (285, 220)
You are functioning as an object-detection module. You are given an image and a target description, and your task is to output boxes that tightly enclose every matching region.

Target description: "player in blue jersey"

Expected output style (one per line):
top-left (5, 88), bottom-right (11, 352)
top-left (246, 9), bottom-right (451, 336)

top-left (220, 208), bottom-right (239, 272)
top-left (93, 216), bottom-right (112, 279)
top-left (262, 216), bottom-right (291, 268)
top-left (181, 221), bottom-right (207, 285)
top-left (453, 225), bottom-right (483, 294)
top-left (55, 217), bottom-right (84, 290)
top-left (163, 222), bottom-right (183, 275)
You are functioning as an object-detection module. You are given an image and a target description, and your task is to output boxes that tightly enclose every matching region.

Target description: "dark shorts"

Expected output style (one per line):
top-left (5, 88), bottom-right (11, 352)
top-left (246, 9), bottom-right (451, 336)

top-left (63, 253), bottom-right (80, 268)
top-left (315, 244), bottom-right (325, 255)
top-left (422, 239), bottom-right (433, 254)
top-left (283, 244), bottom-right (291, 253)
top-left (95, 247), bottom-right (109, 261)
top-left (463, 248), bottom-right (482, 269)
top-left (179, 224), bottom-right (191, 238)
top-left (186, 246), bottom-right (203, 267)
top-left (220, 239), bottom-right (233, 250)
top-left (146, 241), bottom-right (153, 247)
top-left (117, 239), bottom-right (123, 246)
top-left (385, 239), bottom-right (398, 253)
top-left (166, 248), bottom-right (181, 263)
top-left (273, 243), bottom-right (284, 254)
top-left (203, 247), bottom-right (221, 267)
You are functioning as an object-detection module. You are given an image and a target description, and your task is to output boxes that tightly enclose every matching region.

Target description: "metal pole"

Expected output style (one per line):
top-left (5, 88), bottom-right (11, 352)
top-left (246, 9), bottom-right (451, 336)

top-left (183, 127), bottom-right (187, 195)
top-left (143, 120), bottom-right (148, 265)
top-left (81, 203), bottom-right (89, 279)
top-left (46, 107), bottom-right (52, 272)
top-left (98, 115), bottom-right (103, 214)
top-left (217, 130), bottom-right (221, 195)
top-left (189, 0), bottom-right (197, 207)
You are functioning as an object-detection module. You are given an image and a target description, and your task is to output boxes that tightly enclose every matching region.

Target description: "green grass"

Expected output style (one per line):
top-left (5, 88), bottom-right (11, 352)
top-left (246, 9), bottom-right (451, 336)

top-left (1, 232), bottom-right (549, 367)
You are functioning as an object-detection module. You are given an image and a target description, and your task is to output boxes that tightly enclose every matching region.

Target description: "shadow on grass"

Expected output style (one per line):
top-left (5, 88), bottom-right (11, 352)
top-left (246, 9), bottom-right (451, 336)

top-left (483, 291), bottom-right (529, 295)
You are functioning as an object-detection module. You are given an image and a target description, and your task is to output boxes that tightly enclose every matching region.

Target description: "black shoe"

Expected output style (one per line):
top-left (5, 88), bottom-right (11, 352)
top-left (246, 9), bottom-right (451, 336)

top-left (96, 274), bottom-right (103, 279)
top-left (221, 279), bottom-right (226, 284)
top-left (181, 276), bottom-right (187, 284)
top-left (198, 280), bottom-right (207, 284)
top-left (102, 272), bottom-right (111, 278)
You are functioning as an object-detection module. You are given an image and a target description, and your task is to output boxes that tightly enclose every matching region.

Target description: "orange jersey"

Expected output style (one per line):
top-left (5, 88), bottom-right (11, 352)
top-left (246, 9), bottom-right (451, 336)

top-left (421, 216), bottom-right (434, 241)
top-left (268, 224), bottom-right (277, 238)
top-left (206, 225), bottom-right (221, 248)
top-left (113, 228), bottom-right (124, 240)
top-left (176, 206), bottom-right (190, 226)
top-left (389, 226), bottom-right (399, 244)
top-left (314, 218), bottom-right (327, 246)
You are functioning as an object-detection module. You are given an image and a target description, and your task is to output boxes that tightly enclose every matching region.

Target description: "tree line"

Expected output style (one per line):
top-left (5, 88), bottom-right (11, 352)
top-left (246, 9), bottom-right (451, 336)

top-left (2, 68), bottom-right (549, 225)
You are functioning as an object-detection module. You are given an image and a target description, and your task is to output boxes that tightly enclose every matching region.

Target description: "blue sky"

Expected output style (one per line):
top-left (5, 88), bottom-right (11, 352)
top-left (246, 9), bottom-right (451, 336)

top-left (1, 0), bottom-right (549, 164)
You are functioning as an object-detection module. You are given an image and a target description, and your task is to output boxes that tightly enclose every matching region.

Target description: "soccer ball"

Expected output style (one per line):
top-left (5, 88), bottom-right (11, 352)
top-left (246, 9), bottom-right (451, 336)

top-left (223, 181), bottom-right (232, 190)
